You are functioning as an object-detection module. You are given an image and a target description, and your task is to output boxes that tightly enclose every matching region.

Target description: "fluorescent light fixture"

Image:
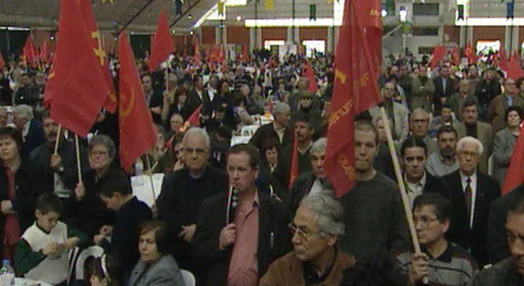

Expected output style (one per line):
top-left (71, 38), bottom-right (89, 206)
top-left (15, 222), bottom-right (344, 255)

top-left (456, 17), bottom-right (524, 26)
top-left (0, 27), bottom-right (30, 31)
top-left (245, 18), bottom-right (336, 27)
top-left (225, 0), bottom-right (247, 6)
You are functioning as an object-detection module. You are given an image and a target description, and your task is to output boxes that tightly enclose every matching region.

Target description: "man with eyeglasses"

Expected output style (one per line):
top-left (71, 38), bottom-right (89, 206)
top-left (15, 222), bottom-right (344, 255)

top-left (259, 191), bottom-right (355, 286)
top-left (442, 136), bottom-right (500, 267)
top-left (192, 143), bottom-right (291, 286)
top-left (409, 108), bottom-right (438, 156)
top-left (156, 127), bottom-right (228, 272)
top-left (487, 78), bottom-right (524, 133)
top-left (396, 193), bottom-right (478, 285)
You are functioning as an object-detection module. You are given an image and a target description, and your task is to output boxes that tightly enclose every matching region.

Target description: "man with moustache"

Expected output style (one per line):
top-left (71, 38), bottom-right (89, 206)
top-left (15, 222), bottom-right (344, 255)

top-left (30, 111), bottom-right (78, 199)
top-left (426, 126), bottom-right (460, 177)
top-left (469, 196), bottom-right (524, 285)
top-left (339, 120), bottom-right (409, 262)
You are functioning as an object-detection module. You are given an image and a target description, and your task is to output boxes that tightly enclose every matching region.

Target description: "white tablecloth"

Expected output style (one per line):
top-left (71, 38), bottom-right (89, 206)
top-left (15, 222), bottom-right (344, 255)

top-left (131, 174), bottom-right (164, 207)
top-left (14, 278), bottom-right (52, 286)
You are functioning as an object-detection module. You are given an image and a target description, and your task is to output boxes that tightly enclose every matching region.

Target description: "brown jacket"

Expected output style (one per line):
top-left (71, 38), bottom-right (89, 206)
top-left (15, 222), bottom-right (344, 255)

top-left (487, 93), bottom-right (524, 134)
top-left (259, 250), bottom-right (356, 286)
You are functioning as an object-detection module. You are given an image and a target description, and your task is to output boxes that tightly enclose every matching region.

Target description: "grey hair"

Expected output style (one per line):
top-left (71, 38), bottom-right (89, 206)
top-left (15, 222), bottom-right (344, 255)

top-left (13, 105), bottom-right (33, 121)
top-left (272, 102), bottom-right (290, 117)
top-left (310, 137), bottom-right (327, 154)
top-left (299, 190), bottom-right (345, 236)
top-left (456, 136), bottom-right (484, 156)
top-left (411, 108), bottom-right (429, 120)
top-left (88, 134), bottom-right (116, 161)
top-left (183, 127), bottom-right (211, 149)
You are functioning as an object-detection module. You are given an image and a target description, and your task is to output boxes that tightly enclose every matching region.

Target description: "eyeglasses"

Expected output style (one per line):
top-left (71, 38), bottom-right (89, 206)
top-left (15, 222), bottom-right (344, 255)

top-left (413, 216), bottom-right (439, 227)
top-left (288, 223), bottom-right (320, 240)
top-left (459, 150), bottom-right (480, 158)
top-left (183, 147), bottom-right (207, 155)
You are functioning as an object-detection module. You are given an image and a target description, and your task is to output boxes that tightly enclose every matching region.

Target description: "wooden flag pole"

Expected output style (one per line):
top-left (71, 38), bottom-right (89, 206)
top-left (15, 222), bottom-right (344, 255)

top-left (145, 154), bottom-right (157, 207)
top-left (379, 107), bottom-right (428, 284)
top-left (74, 134), bottom-right (83, 184)
top-left (53, 125), bottom-right (62, 155)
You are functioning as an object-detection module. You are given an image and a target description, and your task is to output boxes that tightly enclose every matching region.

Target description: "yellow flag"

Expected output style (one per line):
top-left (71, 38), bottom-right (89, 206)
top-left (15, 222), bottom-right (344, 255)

top-left (217, 2), bottom-right (225, 15)
top-left (265, 0), bottom-right (274, 10)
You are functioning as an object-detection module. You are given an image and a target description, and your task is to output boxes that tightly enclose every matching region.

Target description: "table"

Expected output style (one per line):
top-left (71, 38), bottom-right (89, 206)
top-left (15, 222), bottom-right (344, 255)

top-left (14, 278), bottom-right (52, 286)
top-left (131, 174), bottom-right (164, 207)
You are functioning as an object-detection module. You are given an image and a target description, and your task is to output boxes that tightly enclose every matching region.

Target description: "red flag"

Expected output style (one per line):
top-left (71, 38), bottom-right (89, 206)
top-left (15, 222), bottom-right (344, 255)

top-left (39, 40), bottom-right (50, 63)
top-left (240, 45), bottom-right (249, 63)
top-left (355, 0), bottom-right (382, 71)
top-left (148, 11), bottom-right (174, 71)
top-left (43, 0), bottom-right (109, 137)
top-left (450, 48), bottom-right (460, 66)
top-left (179, 104), bottom-right (203, 132)
top-left (464, 42), bottom-right (477, 64)
top-left (22, 36), bottom-right (37, 67)
top-left (78, 0), bottom-right (117, 113)
top-left (304, 59), bottom-right (318, 93)
top-left (324, 0), bottom-right (381, 197)
top-left (429, 45), bottom-right (445, 68)
top-left (0, 53), bottom-right (4, 70)
top-left (502, 122), bottom-right (524, 194)
top-left (218, 46), bottom-right (225, 63)
top-left (499, 49), bottom-right (509, 72)
top-left (118, 32), bottom-right (157, 171)
top-left (289, 134), bottom-right (299, 188)
top-left (507, 51), bottom-right (524, 80)
top-left (194, 45), bottom-right (202, 65)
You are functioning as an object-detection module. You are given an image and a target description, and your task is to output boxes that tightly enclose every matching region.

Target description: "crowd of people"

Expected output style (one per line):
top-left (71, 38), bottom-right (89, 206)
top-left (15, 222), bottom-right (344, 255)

top-left (1, 49), bottom-right (524, 286)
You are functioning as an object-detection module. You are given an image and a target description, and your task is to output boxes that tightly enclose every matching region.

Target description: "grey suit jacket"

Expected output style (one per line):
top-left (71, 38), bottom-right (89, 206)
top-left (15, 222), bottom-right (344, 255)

top-left (128, 255), bottom-right (186, 286)
top-left (492, 127), bottom-right (517, 185)
top-left (455, 121), bottom-right (493, 174)
top-left (369, 102), bottom-right (410, 145)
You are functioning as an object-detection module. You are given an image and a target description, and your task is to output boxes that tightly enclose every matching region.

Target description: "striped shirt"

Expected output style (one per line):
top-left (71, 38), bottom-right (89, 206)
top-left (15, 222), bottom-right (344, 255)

top-left (396, 243), bottom-right (478, 286)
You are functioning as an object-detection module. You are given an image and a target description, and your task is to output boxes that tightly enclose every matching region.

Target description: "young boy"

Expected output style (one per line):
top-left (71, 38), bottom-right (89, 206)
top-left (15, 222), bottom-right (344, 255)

top-left (15, 192), bottom-right (87, 286)
top-left (94, 170), bottom-right (152, 277)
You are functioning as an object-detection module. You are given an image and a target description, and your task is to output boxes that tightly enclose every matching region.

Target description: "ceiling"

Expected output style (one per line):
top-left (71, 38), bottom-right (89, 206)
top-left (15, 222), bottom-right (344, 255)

top-left (0, 0), bottom-right (220, 32)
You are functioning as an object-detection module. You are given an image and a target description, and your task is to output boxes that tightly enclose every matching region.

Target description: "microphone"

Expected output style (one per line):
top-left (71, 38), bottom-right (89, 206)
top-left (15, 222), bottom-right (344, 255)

top-left (226, 186), bottom-right (238, 225)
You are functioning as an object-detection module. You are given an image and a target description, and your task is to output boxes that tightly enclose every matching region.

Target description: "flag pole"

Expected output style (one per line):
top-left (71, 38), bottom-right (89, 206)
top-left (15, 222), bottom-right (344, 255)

top-left (379, 107), bottom-right (428, 284)
top-left (145, 154), bottom-right (157, 207)
top-left (53, 125), bottom-right (62, 155)
top-left (74, 134), bottom-right (83, 184)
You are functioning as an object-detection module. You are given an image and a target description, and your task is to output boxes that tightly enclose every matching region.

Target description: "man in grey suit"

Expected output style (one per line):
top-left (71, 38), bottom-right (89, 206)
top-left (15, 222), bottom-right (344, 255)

top-left (454, 98), bottom-right (492, 174)
top-left (369, 81), bottom-right (410, 147)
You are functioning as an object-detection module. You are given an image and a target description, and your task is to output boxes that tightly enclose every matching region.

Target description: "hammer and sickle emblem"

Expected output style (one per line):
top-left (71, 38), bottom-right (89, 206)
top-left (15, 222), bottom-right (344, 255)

top-left (119, 77), bottom-right (135, 118)
top-left (335, 69), bottom-right (347, 84)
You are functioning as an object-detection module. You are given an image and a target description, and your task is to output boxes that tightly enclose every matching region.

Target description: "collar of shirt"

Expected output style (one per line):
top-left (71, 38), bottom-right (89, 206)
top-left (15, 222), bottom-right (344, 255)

top-left (421, 241), bottom-right (453, 263)
top-left (273, 122), bottom-right (286, 133)
top-left (460, 171), bottom-right (477, 191)
top-left (302, 248), bottom-right (338, 286)
top-left (298, 141), bottom-right (313, 155)
top-left (188, 166), bottom-right (207, 179)
top-left (22, 120), bottom-right (30, 138)
top-left (404, 172), bottom-right (427, 191)
top-left (437, 154), bottom-right (456, 166)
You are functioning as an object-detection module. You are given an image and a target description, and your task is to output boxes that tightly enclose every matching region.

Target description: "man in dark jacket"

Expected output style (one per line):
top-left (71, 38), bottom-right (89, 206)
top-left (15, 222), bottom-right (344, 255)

top-left (157, 128), bottom-right (228, 271)
top-left (192, 144), bottom-right (292, 286)
top-left (400, 136), bottom-right (451, 209)
top-left (249, 102), bottom-right (292, 150)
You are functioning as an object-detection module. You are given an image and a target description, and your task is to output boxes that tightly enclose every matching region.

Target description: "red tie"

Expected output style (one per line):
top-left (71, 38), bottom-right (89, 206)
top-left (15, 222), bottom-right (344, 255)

top-left (465, 177), bottom-right (473, 223)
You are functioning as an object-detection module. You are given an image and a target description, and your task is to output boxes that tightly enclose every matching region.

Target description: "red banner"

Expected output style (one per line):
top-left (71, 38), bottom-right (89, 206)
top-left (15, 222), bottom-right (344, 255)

top-left (118, 32), bottom-right (158, 171)
top-left (304, 59), bottom-right (318, 93)
top-left (324, 0), bottom-right (381, 197)
top-left (148, 10), bottom-right (174, 71)
top-left (43, 0), bottom-right (109, 137)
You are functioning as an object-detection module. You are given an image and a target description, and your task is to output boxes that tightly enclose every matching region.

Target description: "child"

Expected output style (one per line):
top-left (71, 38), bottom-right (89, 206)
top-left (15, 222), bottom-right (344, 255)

top-left (14, 192), bottom-right (87, 286)
top-left (84, 254), bottom-right (122, 286)
top-left (94, 170), bottom-right (152, 278)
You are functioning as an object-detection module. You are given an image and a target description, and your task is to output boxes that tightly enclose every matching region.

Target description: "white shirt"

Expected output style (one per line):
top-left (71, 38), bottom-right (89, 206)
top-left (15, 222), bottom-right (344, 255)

top-left (405, 172), bottom-right (427, 209)
top-left (309, 179), bottom-right (324, 196)
top-left (22, 120), bottom-right (31, 139)
top-left (460, 171), bottom-right (478, 229)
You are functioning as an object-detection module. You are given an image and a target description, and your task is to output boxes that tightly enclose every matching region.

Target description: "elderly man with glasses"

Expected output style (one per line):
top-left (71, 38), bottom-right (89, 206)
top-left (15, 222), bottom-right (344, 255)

top-left (260, 191), bottom-right (355, 286)
top-left (156, 127), bottom-right (228, 272)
